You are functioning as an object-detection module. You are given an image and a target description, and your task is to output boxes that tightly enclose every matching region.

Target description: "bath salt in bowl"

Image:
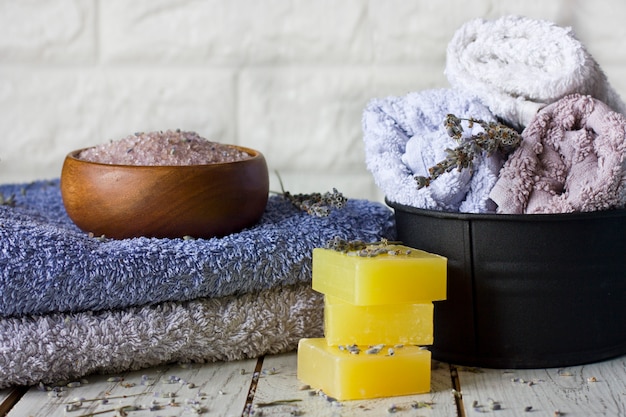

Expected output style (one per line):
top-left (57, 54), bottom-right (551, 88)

top-left (61, 130), bottom-right (269, 239)
top-left (78, 130), bottom-right (252, 166)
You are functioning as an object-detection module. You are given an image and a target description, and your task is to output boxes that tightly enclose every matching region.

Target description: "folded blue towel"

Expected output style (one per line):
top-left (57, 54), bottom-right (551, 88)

top-left (0, 180), bottom-right (395, 317)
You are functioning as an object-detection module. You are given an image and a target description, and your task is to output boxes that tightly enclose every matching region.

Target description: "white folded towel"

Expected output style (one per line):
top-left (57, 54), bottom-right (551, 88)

top-left (445, 15), bottom-right (626, 129)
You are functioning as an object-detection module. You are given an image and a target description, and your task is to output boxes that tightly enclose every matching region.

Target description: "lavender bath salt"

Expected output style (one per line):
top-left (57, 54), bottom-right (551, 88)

top-left (79, 130), bottom-right (251, 166)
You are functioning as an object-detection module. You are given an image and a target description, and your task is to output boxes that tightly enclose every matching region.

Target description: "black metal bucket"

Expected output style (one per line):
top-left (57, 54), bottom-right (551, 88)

top-left (388, 200), bottom-right (626, 369)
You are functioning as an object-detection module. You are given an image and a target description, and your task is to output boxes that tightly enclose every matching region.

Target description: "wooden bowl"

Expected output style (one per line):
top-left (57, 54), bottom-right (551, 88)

top-left (60, 145), bottom-right (269, 239)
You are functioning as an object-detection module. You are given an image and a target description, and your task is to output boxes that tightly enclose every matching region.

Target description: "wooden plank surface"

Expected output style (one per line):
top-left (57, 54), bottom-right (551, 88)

top-left (456, 355), bottom-right (626, 416)
top-left (0, 388), bottom-right (27, 417)
top-left (247, 352), bottom-right (458, 416)
top-left (3, 353), bottom-right (625, 416)
top-left (0, 390), bottom-right (14, 414)
top-left (5, 358), bottom-right (258, 417)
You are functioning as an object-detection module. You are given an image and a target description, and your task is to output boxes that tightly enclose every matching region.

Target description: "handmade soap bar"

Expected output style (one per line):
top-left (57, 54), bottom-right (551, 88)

top-left (297, 338), bottom-right (431, 400)
top-left (324, 296), bottom-right (434, 346)
top-left (312, 245), bottom-right (446, 305)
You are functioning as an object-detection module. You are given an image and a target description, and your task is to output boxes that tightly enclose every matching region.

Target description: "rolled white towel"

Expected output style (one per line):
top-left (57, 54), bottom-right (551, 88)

top-left (445, 15), bottom-right (626, 129)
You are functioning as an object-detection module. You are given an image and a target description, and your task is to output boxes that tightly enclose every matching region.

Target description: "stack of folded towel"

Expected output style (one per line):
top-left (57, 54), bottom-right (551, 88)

top-left (364, 15), bottom-right (626, 214)
top-left (0, 180), bottom-right (395, 387)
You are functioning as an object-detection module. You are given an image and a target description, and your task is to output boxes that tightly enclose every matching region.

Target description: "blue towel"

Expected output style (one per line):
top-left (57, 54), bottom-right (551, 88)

top-left (362, 88), bottom-right (503, 213)
top-left (0, 180), bottom-right (395, 318)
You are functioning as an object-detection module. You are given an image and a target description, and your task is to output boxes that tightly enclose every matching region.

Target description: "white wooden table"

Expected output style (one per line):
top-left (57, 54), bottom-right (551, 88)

top-left (1, 352), bottom-right (624, 416)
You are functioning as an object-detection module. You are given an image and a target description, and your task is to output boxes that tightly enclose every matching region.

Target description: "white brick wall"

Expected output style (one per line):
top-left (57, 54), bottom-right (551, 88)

top-left (1, 0), bottom-right (625, 203)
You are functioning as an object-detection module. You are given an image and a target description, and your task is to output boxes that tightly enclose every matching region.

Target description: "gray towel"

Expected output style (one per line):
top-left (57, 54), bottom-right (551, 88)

top-left (0, 283), bottom-right (323, 388)
top-left (0, 180), bottom-right (394, 317)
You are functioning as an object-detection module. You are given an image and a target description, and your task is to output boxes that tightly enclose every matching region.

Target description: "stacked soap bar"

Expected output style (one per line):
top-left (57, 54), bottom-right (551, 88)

top-left (324, 296), bottom-right (434, 346)
top-left (298, 243), bottom-right (447, 401)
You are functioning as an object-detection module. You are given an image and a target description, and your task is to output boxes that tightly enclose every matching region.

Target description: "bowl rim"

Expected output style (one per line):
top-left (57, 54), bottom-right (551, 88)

top-left (386, 198), bottom-right (626, 222)
top-left (65, 144), bottom-right (264, 169)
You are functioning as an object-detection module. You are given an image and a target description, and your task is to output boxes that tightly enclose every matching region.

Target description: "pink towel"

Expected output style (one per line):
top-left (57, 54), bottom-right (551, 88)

top-left (490, 94), bottom-right (626, 214)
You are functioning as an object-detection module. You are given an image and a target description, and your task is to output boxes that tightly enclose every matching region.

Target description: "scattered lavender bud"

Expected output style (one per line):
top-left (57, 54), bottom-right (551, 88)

top-left (65, 403), bottom-right (81, 412)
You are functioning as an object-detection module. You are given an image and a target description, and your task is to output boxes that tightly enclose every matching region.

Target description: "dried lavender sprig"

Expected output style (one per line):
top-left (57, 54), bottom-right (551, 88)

top-left (0, 192), bottom-right (15, 207)
top-left (415, 114), bottom-right (522, 189)
top-left (273, 171), bottom-right (347, 216)
top-left (325, 237), bottom-right (405, 257)
top-left (284, 188), bottom-right (347, 217)
top-left (325, 236), bottom-right (368, 252)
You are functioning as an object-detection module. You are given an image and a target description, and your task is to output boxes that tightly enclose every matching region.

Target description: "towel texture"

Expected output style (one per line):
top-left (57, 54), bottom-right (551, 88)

top-left (0, 180), bottom-right (395, 318)
top-left (363, 88), bottom-right (503, 213)
top-left (446, 15), bottom-right (626, 129)
top-left (0, 283), bottom-right (323, 388)
top-left (490, 94), bottom-right (626, 214)
top-left (0, 179), bottom-right (394, 387)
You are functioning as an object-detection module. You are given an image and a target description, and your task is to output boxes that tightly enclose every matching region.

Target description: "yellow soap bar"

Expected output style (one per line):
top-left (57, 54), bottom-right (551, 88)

top-left (312, 245), bottom-right (446, 305)
top-left (324, 296), bottom-right (434, 346)
top-left (297, 338), bottom-right (431, 400)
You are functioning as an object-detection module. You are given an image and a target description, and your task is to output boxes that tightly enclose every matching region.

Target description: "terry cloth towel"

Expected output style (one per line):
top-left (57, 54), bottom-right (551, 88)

top-left (445, 15), bottom-right (626, 129)
top-left (0, 283), bottom-right (323, 388)
top-left (0, 180), bottom-right (395, 317)
top-left (363, 88), bottom-right (504, 213)
top-left (490, 94), bottom-right (626, 214)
